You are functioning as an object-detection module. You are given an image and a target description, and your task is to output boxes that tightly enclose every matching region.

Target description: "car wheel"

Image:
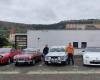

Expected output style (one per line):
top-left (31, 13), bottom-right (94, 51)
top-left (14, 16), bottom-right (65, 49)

top-left (40, 56), bottom-right (43, 61)
top-left (15, 63), bottom-right (18, 66)
top-left (62, 61), bottom-right (67, 65)
top-left (31, 59), bottom-right (35, 65)
top-left (44, 61), bottom-right (48, 65)
top-left (7, 58), bottom-right (11, 64)
top-left (83, 63), bottom-right (88, 66)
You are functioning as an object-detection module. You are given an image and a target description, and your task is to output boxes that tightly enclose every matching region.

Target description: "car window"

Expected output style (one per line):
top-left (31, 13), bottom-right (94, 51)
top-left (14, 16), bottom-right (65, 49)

top-left (0, 48), bottom-right (11, 54)
top-left (22, 49), bottom-right (37, 54)
top-left (50, 48), bottom-right (65, 52)
top-left (85, 47), bottom-right (100, 52)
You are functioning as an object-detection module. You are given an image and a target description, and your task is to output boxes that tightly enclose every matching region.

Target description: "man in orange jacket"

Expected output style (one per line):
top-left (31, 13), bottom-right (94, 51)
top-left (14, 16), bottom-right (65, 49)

top-left (66, 42), bottom-right (74, 65)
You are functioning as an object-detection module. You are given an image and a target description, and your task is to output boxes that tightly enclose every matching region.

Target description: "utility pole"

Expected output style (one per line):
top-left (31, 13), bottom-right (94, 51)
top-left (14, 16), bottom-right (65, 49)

top-left (37, 37), bottom-right (40, 50)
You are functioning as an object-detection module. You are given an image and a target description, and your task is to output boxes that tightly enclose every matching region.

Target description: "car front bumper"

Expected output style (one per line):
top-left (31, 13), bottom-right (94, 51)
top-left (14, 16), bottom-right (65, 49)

top-left (14, 60), bottom-right (32, 64)
top-left (45, 59), bottom-right (67, 64)
top-left (83, 59), bottom-right (100, 66)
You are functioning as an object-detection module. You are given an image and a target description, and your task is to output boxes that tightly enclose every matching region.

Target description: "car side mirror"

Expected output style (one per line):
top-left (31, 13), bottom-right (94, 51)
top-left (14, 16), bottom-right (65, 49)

top-left (11, 48), bottom-right (16, 53)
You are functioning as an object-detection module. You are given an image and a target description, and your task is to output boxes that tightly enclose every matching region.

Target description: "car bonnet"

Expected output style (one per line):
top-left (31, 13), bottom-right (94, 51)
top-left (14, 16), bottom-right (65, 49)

top-left (46, 52), bottom-right (67, 57)
top-left (84, 52), bottom-right (100, 57)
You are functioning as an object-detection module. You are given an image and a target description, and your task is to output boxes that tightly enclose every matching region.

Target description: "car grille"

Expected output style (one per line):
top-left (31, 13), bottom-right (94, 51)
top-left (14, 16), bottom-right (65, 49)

top-left (90, 60), bottom-right (100, 64)
top-left (51, 56), bottom-right (58, 59)
top-left (16, 58), bottom-right (28, 61)
top-left (18, 58), bottom-right (25, 61)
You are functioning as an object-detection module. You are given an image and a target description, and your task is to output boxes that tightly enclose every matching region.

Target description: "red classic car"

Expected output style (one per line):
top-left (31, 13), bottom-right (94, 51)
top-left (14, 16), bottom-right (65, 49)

top-left (0, 48), bottom-right (21, 64)
top-left (13, 48), bottom-right (42, 66)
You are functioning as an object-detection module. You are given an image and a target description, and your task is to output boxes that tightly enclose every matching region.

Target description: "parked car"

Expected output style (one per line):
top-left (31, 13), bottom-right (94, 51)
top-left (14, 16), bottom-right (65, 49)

top-left (13, 48), bottom-right (42, 65)
top-left (0, 48), bottom-right (20, 64)
top-left (44, 46), bottom-right (67, 64)
top-left (83, 47), bottom-right (100, 66)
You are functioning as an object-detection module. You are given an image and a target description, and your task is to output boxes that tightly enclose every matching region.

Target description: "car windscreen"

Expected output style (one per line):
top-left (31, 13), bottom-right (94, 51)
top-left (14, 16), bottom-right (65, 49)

top-left (22, 50), bottom-right (36, 54)
top-left (0, 48), bottom-right (11, 54)
top-left (85, 47), bottom-right (100, 52)
top-left (50, 48), bottom-right (65, 52)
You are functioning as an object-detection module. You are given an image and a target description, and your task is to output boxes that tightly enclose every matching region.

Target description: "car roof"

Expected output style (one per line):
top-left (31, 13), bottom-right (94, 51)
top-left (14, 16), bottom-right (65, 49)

top-left (23, 48), bottom-right (37, 51)
top-left (0, 48), bottom-right (12, 52)
top-left (86, 46), bottom-right (100, 48)
top-left (86, 47), bottom-right (100, 49)
top-left (0, 48), bottom-right (12, 50)
top-left (50, 46), bottom-right (66, 49)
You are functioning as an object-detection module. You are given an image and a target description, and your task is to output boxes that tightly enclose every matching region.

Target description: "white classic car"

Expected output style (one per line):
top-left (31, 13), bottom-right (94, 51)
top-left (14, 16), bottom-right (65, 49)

top-left (44, 46), bottom-right (68, 64)
top-left (83, 47), bottom-right (100, 66)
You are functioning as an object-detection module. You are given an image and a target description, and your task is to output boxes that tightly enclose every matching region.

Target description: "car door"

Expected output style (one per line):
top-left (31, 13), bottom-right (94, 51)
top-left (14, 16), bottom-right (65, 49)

top-left (31, 51), bottom-right (38, 60)
top-left (36, 51), bottom-right (42, 61)
top-left (33, 51), bottom-right (41, 61)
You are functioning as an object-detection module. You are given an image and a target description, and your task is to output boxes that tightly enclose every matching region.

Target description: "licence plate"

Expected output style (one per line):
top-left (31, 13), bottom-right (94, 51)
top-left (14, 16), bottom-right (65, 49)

top-left (17, 60), bottom-right (25, 63)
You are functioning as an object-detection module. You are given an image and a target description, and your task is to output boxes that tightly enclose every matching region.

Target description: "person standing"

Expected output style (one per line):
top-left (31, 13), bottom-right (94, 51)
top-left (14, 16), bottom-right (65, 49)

top-left (66, 42), bottom-right (74, 65)
top-left (43, 44), bottom-right (49, 56)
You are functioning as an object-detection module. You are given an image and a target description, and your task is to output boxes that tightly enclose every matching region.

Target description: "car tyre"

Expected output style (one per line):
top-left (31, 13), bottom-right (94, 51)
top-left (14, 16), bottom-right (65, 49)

top-left (83, 64), bottom-right (88, 66)
top-left (15, 63), bottom-right (19, 66)
top-left (62, 61), bottom-right (67, 65)
top-left (44, 61), bottom-right (49, 65)
top-left (7, 58), bottom-right (11, 64)
top-left (30, 59), bottom-right (35, 65)
top-left (40, 56), bottom-right (43, 61)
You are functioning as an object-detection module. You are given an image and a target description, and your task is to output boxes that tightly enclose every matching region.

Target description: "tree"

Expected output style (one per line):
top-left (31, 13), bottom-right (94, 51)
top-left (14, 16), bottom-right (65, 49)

top-left (0, 37), bottom-right (9, 48)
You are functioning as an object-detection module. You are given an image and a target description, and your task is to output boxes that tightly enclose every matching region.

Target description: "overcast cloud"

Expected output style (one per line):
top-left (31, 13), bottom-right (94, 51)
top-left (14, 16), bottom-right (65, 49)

top-left (0, 0), bottom-right (100, 24)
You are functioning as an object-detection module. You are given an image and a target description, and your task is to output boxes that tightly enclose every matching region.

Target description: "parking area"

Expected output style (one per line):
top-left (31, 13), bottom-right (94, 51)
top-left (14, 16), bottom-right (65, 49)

top-left (0, 55), bottom-right (100, 73)
top-left (0, 50), bottom-right (100, 80)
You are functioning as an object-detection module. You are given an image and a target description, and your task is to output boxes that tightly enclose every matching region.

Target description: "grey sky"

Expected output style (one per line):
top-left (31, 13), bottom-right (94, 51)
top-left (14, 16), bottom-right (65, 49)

top-left (0, 0), bottom-right (100, 24)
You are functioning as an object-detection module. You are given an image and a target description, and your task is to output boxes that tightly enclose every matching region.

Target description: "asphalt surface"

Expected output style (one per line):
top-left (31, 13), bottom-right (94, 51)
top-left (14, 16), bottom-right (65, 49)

top-left (0, 55), bottom-right (100, 80)
top-left (0, 74), bottom-right (100, 80)
top-left (0, 55), bottom-right (100, 72)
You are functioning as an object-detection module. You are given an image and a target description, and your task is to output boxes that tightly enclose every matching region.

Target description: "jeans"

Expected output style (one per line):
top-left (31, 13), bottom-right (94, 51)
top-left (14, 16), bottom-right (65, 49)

top-left (67, 53), bottom-right (74, 65)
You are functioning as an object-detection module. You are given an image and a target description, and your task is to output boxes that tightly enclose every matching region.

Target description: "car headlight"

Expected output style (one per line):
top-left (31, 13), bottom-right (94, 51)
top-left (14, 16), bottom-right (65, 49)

top-left (0, 55), bottom-right (3, 58)
top-left (60, 56), bottom-right (66, 60)
top-left (58, 57), bottom-right (61, 60)
top-left (45, 56), bottom-right (51, 60)
top-left (13, 56), bottom-right (17, 59)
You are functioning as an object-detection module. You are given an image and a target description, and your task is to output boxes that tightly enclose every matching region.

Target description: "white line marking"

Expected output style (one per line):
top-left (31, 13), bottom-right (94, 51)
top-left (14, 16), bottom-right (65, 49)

top-left (39, 64), bottom-right (43, 66)
top-left (0, 71), bottom-right (20, 74)
top-left (1, 71), bottom-right (100, 75)
top-left (27, 71), bottom-right (100, 74)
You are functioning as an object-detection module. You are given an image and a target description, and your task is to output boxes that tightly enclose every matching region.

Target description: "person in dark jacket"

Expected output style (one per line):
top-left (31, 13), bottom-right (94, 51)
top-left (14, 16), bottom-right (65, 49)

top-left (43, 44), bottom-right (49, 56)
